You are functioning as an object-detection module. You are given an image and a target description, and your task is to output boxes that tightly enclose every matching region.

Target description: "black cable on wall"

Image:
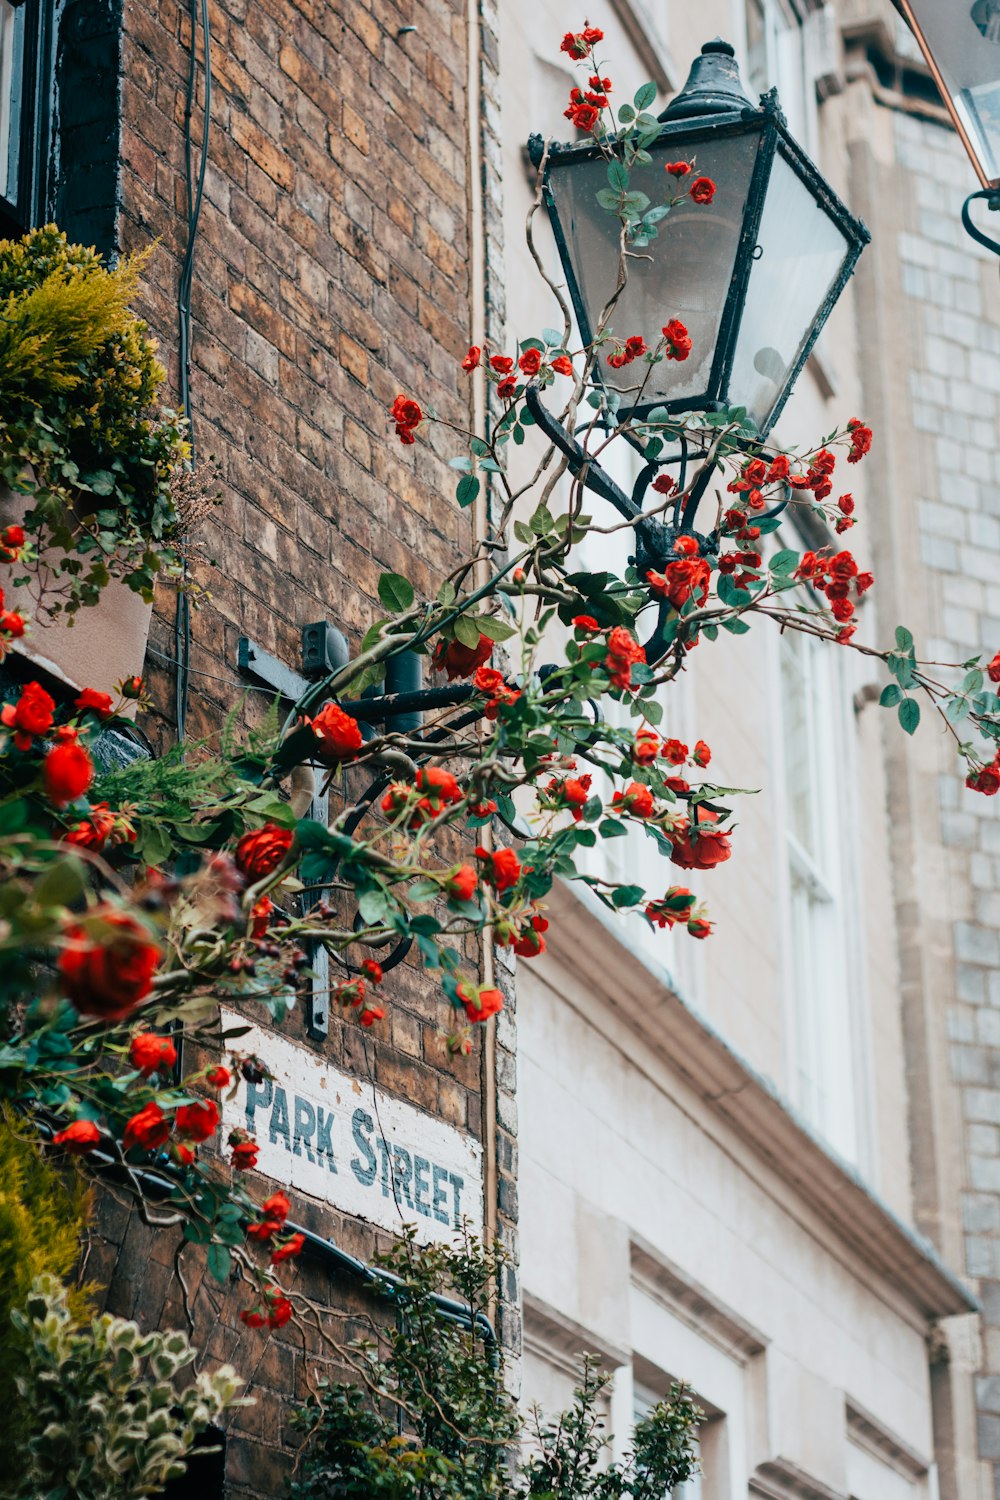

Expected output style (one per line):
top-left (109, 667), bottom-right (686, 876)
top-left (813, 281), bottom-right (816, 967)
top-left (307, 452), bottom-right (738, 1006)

top-left (174, 0), bottom-right (212, 740)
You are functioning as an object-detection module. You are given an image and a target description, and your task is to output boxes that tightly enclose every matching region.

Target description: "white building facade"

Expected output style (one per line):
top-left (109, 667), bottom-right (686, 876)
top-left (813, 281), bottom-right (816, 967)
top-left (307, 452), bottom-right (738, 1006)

top-left (498, 2), bottom-right (994, 1495)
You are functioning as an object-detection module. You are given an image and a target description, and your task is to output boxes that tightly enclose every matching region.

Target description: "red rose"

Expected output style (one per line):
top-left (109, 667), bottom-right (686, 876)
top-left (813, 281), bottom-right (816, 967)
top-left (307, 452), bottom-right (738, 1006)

top-left (988, 652), bottom-right (1000, 684)
top-left (391, 394), bottom-right (422, 430)
top-left (361, 959), bottom-right (383, 984)
top-left (633, 728), bottom-right (659, 764)
top-left (651, 474), bottom-right (676, 496)
top-left (263, 1190), bottom-right (290, 1222)
top-left (359, 1004), bottom-right (385, 1028)
top-left (129, 1032), bottom-right (178, 1077)
top-left (847, 418), bottom-right (872, 462)
top-left (123, 1101), bottom-right (171, 1153)
top-left (645, 887), bottom-right (696, 929)
top-left (474, 665), bottom-right (506, 697)
top-left (235, 823), bottom-right (294, 881)
top-left (230, 1134), bottom-right (259, 1171)
top-left (692, 740), bottom-right (711, 768)
top-left (59, 912), bottom-right (160, 1021)
top-left (1, 524), bottom-right (24, 548)
top-left (856, 571), bottom-right (874, 595)
top-left (830, 597), bottom-right (854, 622)
top-left (497, 376), bottom-right (517, 400)
top-left (43, 740), bottom-right (94, 805)
top-left (432, 634), bottom-right (492, 679)
top-left (308, 701), bottom-right (363, 762)
top-left (446, 864), bottom-right (478, 903)
top-left (490, 355), bottom-right (514, 374)
top-left (689, 176), bottom-right (716, 204)
top-left (768, 455), bottom-right (790, 481)
top-left (242, 1290), bottom-right (293, 1330)
top-left (666, 161), bottom-right (691, 177)
top-left (272, 1232), bottom-right (305, 1265)
top-left (64, 804), bottom-right (116, 851)
top-left (1, 680), bottom-right (55, 749)
top-left (206, 1065), bottom-right (231, 1088)
top-left (552, 355), bottom-right (573, 376)
top-left (612, 781), bottom-right (654, 818)
top-left (75, 688), bottom-right (115, 719)
top-left (968, 764), bottom-right (1000, 796)
top-left (647, 558), bottom-right (709, 609)
top-left (414, 765), bottom-right (463, 812)
top-left (475, 845), bottom-right (521, 891)
top-left (566, 100), bottom-right (600, 131)
top-left (582, 25), bottom-right (604, 43)
top-left (573, 615), bottom-right (600, 633)
top-left (458, 983), bottom-right (504, 1023)
top-left (661, 318), bottom-right (692, 361)
top-left (176, 1099), bottom-right (220, 1143)
top-left (605, 627), bottom-right (645, 690)
top-left (469, 798), bottom-right (497, 818)
top-left (53, 1119), bottom-right (101, 1154)
top-left (248, 1218), bottom-right (282, 1242)
top-left (462, 345), bottom-right (481, 371)
top-left (518, 348), bottom-right (542, 376)
top-left (669, 814), bottom-right (732, 871)
top-left (0, 609), bottom-right (25, 639)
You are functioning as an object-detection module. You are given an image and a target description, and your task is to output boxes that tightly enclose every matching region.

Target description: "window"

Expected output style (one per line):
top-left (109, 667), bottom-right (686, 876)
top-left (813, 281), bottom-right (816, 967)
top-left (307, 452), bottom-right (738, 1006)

top-left (745, 0), bottom-right (810, 147)
top-left (0, 0), bottom-right (49, 237)
top-left (778, 625), bottom-right (858, 1161)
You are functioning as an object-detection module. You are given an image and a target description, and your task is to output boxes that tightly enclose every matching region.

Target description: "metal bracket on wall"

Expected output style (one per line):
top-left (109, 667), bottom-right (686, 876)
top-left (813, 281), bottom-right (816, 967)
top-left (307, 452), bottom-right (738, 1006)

top-left (237, 622), bottom-right (348, 1041)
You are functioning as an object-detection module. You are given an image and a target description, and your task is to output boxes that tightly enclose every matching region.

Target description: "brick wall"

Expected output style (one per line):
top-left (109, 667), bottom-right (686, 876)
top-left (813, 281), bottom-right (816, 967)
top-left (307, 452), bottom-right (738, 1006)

top-left (87, 0), bottom-right (519, 1491)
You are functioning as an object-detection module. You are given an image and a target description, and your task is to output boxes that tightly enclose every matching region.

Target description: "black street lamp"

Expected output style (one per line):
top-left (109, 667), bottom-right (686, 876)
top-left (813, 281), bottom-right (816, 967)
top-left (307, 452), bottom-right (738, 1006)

top-left (893, 0), bottom-right (1000, 253)
top-left (529, 38), bottom-right (869, 441)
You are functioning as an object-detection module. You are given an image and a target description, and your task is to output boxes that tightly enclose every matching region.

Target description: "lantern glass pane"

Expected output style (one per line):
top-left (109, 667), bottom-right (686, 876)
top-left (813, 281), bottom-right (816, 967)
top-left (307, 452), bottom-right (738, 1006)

top-left (728, 150), bottom-right (850, 431)
top-left (545, 130), bottom-right (761, 407)
top-left (904, 0), bottom-right (1000, 184)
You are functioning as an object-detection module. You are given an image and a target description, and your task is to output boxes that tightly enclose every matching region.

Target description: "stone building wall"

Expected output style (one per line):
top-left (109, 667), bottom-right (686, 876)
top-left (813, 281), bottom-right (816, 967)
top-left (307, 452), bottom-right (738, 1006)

top-left (73, 0), bottom-right (519, 1492)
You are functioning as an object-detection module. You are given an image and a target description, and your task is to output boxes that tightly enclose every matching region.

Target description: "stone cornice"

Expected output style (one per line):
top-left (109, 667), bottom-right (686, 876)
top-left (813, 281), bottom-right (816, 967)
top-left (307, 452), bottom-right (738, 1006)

top-left (539, 878), bottom-right (977, 1322)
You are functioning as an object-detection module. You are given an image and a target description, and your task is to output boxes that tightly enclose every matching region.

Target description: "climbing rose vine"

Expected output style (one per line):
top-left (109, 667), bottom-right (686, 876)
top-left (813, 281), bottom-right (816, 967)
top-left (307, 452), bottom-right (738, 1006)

top-left (1, 25), bottom-right (998, 1340)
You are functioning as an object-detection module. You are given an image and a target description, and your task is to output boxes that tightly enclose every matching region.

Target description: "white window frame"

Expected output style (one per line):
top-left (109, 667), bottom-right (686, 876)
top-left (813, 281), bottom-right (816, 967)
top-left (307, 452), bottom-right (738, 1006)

top-left (743, 0), bottom-right (816, 153)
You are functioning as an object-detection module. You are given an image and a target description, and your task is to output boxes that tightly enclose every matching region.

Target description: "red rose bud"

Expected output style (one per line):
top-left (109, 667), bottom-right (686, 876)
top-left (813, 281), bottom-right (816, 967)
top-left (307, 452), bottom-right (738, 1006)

top-left (572, 614), bottom-right (600, 633)
top-left (235, 823), bottom-right (294, 881)
top-left (633, 728), bottom-right (660, 765)
top-left (123, 1102), bottom-right (171, 1153)
top-left (119, 675), bottom-right (145, 700)
top-left (206, 1065), bottom-right (231, 1089)
top-left (359, 1004), bottom-right (385, 1028)
top-left (52, 1119), bottom-right (101, 1154)
top-left (175, 1098), bottom-right (220, 1143)
top-left (967, 763), bottom-right (1000, 796)
top-left (692, 740), bottom-right (711, 768)
top-left (59, 912), bottom-right (160, 1021)
top-left (129, 1032), bottom-right (178, 1077)
top-left (462, 345), bottom-right (481, 371)
top-left (75, 687), bottom-right (115, 719)
top-left (251, 895), bottom-right (273, 938)
top-left (666, 160), bottom-right (692, 177)
top-left (687, 915), bottom-right (713, 939)
top-left (689, 175), bottom-right (716, 204)
top-left (247, 1218), bottom-right (282, 1242)
top-left (645, 887), bottom-right (696, 929)
top-left (446, 864), bottom-right (478, 903)
top-left (263, 1190), bottom-right (290, 1222)
top-left (361, 959), bottom-right (384, 984)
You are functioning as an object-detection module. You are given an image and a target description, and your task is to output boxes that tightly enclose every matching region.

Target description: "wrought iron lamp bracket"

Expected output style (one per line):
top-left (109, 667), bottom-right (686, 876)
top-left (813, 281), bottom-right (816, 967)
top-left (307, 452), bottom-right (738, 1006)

top-left (962, 188), bottom-right (1000, 257)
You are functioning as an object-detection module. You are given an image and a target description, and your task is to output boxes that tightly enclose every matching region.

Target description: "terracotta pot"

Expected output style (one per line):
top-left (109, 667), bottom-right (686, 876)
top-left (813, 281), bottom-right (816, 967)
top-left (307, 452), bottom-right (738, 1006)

top-left (0, 481), bottom-right (152, 697)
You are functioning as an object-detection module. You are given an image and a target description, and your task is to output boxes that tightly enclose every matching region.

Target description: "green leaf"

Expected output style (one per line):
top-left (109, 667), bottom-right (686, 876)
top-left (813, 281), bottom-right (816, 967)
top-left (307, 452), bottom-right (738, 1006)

top-left (34, 857), bottom-right (87, 910)
top-left (542, 327), bottom-right (564, 347)
top-left (612, 884), bottom-right (645, 908)
top-left (358, 888), bottom-right (391, 925)
top-left (898, 697), bottom-right (921, 735)
top-left (207, 1244), bottom-right (231, 1283)
top-left (720, 617), bottom-right (750, 635)
top-left (607, 159), bottom-right (629, 193)
top-left (617, 103), bottom-right (635, 124)
top-left (456, 475), bottom-right (480, 509)
top-left (453, 614), bottom-right (483, 649)
top-left (633, 81), bottom-right (657, 109)
top-left (448, 455), bottom-right (472, 471)
top-left (530, 503), bottom-right (555, 535)
top-left (879, 684), bottom-right (903, 707)
top-left (513, 520), bottom-right (533, 544)
top-left (378, 572), bottom-right (415, 612)
top-left (476, 616), bottom-right (516, 642)
top-left (895, 625), bottom-right (914, 652)
top-left (0, 800), bottom-right (28, 835)
top-left (945, 695), bottom-right (970, 723)
top-left (598, 817), bottom-right (628, 838)
top-left (643, 204), bottom-right (671, 226)
top-left (769, 548), bottom-right (799, 576)
top-left (960, 668), bottom-right (984, 695)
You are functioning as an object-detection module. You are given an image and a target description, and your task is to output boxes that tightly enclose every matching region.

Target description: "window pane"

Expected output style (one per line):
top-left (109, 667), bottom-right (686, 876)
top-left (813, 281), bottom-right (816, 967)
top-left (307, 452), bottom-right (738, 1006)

top-left (0, 0), bottom-right (25, 205)
top-left (747, 0), bottom-right (768, 98)
top-left (903, 0), bottom-right (1000, 184)
top-left (730, 149), bottom-right (851, 431)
